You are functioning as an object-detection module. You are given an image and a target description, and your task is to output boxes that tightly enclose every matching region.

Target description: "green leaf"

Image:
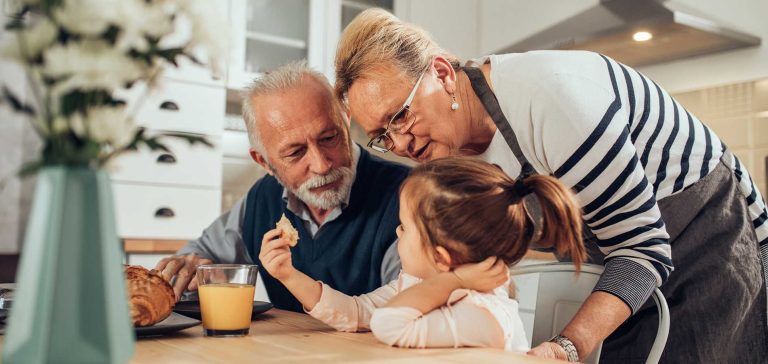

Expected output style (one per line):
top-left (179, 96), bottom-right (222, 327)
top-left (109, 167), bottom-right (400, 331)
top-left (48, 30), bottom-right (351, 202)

top-left (142, 136), bottom-right (171, 153)
top-left (2, 86), bottom-right (36, 116)
top-left (0, 160), bottom-right (41, 193)
top-left (156, 47), bottom-right (186, 67)
top-left (102, 25), bottom-right (120, 45)
top-left (5, 17), bottom-right (25, 30)
top-left (59, 89), bottom-right (117, 116)
top-left (185, 54), bottom-right (204, 66)
top-left (159, 132), bottom-right (214, 148)
top-left (18, 160), bottom-right (43, 178)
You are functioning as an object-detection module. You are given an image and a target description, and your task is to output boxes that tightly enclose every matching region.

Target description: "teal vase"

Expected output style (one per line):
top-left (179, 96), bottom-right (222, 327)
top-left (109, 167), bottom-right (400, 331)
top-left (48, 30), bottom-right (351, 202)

top-left (2, 167), bottom-right (135, 363)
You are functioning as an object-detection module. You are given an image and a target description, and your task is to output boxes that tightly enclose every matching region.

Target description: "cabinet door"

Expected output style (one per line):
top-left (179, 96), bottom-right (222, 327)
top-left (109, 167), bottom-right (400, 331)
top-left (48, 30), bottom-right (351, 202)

top-left (228, 0), bottom-right (331, 89)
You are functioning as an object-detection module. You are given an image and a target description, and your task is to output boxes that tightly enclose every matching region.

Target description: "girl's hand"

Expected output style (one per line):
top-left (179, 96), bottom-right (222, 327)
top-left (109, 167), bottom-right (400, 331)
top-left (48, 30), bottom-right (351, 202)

top-left (259, 228), bottom-right (296, 281)
top-left (452, 256), bottom-right (509, 292)
top-left (527, 341), bottom-right (570, 361)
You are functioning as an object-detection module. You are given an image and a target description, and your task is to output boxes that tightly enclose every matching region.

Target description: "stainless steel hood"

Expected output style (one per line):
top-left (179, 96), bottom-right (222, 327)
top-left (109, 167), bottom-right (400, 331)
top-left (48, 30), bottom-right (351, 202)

top-left (498, 0), bottom-right (761, 67)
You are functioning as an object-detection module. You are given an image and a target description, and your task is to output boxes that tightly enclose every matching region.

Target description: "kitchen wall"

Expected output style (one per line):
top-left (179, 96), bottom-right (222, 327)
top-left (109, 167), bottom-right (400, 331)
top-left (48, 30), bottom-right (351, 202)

top-left (673, 79), bottom-right (768, 197)
top-left (0, 7), bottom-right (41, 254)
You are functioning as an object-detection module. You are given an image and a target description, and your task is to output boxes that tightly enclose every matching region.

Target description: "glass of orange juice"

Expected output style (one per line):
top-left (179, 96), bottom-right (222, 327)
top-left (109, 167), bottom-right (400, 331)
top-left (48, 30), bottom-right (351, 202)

top-left (196, 264), bottom-right (258, 337)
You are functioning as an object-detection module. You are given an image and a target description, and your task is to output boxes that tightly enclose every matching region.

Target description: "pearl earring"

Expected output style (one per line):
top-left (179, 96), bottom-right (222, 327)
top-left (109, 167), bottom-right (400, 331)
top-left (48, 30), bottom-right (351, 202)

top-left (451, 94), bottom-right (459, 111)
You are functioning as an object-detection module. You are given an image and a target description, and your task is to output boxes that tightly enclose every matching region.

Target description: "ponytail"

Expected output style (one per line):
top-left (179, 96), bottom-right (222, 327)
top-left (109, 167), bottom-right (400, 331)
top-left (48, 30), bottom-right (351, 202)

top-left (512, 175), bottom-right (586, 271)
top-left (402, 157), bottom-right (585, 271)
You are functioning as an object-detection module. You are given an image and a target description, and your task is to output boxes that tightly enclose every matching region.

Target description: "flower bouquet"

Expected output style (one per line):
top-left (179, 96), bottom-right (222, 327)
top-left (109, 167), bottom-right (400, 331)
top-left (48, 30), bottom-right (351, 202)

top-left (0, 0), bottom-right (225, 362)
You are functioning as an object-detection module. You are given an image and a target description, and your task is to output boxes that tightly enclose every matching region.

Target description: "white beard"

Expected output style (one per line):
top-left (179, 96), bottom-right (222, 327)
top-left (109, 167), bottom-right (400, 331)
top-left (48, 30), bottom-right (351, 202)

top-left (277, 166), bottom-right (355, 210)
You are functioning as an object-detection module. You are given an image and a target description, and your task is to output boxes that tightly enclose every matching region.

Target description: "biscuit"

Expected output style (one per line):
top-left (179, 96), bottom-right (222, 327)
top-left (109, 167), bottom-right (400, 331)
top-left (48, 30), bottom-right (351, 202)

top-left (276, 213), bottom-right (299, 247)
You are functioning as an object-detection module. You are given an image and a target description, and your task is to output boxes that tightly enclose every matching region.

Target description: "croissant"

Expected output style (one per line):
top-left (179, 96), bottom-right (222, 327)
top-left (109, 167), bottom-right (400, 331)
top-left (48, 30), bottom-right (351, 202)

top-left (125, 265), bottom-right (175, 327)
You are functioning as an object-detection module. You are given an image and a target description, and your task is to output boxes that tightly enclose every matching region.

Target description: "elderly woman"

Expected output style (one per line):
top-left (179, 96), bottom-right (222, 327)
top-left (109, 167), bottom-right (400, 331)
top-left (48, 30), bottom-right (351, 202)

top-left (333, 8), bottom-right (768, 364)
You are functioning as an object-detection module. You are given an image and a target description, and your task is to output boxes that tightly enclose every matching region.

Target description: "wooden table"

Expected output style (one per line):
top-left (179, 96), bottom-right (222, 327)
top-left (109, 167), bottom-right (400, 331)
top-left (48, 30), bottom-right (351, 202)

top-left (129, 309), bottom-right (562, 363)
top-left (0, 304), bottom-right (562, 363)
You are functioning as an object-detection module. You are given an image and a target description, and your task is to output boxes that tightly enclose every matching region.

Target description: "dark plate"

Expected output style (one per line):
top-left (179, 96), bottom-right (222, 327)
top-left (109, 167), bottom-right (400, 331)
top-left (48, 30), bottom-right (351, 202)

top-left (135, 312), bottom-right (200, 338)
top-left (173, 300), bottom-right (273, 321)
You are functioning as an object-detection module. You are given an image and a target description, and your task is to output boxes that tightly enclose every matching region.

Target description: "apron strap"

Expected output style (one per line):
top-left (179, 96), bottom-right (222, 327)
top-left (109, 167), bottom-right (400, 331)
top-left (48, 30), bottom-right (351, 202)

top-left (463, 66), bottom-right (536, 179)
top-left (463, 66), bottom-right (550, 251)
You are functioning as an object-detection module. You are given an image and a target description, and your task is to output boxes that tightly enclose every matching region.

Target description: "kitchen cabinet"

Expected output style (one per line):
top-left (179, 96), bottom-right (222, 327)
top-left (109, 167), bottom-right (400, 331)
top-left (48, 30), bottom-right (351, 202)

top-left (112, 77), bottom-right (225, 268)
top-left (341, 0), bottom-right (393, 29)
top-left (112, 4), bottom-right (230, 268)
top-left (227, 0), bottom-right (340, 89)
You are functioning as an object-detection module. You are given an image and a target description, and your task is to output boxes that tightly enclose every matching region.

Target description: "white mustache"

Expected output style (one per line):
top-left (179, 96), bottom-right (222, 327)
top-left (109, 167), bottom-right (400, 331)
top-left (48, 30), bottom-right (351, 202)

top-left (301, 169), bottom-right (345, 190)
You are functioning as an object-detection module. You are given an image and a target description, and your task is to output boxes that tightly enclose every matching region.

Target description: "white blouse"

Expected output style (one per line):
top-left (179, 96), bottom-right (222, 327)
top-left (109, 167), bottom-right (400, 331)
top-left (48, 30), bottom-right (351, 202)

top-left (306, 272), bottom-right (530, 352)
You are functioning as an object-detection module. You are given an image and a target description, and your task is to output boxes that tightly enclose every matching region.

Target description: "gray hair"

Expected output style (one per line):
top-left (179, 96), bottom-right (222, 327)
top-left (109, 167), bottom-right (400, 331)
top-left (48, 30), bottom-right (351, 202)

top-left (241, 60), bottom-right (341, 160)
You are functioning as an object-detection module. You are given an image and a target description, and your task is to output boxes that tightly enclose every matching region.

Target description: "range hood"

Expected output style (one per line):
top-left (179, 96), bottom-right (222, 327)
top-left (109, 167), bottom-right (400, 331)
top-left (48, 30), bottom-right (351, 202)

top-left (498, 0), bottom-right (761, 67)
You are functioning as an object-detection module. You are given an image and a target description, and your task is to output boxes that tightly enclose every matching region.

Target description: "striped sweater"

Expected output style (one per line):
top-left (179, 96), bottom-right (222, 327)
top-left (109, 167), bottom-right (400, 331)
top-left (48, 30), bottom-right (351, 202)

top-left (473, 51), bottom-right (768, 313)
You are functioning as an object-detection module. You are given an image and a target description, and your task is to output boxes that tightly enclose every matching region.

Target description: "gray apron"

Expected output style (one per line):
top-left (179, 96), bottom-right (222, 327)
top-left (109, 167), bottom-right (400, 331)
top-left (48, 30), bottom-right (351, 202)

top-left (464, 67), bottom-right (768, 363)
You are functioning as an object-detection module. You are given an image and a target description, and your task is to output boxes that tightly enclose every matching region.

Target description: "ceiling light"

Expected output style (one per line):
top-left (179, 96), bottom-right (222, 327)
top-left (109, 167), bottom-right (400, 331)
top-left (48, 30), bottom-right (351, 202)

top-left (633, 31), bottom-right (653, 42)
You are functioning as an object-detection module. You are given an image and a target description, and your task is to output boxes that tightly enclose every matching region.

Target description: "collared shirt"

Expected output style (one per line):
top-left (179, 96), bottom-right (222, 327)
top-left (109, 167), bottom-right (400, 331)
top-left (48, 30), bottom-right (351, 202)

top-left (280, 142), bottom-right (361, 236)
top-left (177, 144), bottom-right (402, 288)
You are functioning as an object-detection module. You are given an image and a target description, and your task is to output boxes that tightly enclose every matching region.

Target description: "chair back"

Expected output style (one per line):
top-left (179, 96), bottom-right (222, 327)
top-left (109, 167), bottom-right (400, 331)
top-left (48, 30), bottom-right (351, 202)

top-left (511, 262), bottom-right (669, 364)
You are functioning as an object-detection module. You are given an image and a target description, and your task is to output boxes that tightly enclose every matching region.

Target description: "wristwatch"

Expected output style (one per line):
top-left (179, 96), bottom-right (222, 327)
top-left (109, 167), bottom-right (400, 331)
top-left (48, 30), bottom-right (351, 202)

top-left (549, 334), bottom-right (580, 362)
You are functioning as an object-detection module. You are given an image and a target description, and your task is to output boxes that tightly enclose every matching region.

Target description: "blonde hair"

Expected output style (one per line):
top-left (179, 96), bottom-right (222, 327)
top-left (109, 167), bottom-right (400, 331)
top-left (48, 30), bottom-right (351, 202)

top-left (241, 60), bottom-right (343, 158)
top-left (334, 8), bottom-right (460, 104)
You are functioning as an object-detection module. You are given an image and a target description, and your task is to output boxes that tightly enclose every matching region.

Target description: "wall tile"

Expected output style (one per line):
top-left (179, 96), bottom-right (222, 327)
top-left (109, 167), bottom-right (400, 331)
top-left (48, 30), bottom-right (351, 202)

top-left (752, 147), bottom-right (768, 185)
top-left (754, 117), bottom-right (768, 147)
top-left (673, 90), bottom-right (705, 117)
top-left (708, 118), bottom-right (751, 149)
top-left (753, 79), bottom-right (768, 113)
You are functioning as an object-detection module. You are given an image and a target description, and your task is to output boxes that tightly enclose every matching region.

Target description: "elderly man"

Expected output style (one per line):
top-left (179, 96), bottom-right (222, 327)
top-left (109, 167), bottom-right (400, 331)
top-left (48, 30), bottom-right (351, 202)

top-left (156, 61), bottom-right (409, 312)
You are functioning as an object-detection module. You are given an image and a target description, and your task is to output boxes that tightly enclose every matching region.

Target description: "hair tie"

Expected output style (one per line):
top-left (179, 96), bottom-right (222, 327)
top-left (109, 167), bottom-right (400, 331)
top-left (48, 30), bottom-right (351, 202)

top-left (512, 179), bottom-right (532, 197)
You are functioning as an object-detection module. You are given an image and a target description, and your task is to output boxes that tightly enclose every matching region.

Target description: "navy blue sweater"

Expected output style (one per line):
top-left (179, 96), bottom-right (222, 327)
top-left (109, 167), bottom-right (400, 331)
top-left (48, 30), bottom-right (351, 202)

top-left (242, 148), bottom-right (410, 312)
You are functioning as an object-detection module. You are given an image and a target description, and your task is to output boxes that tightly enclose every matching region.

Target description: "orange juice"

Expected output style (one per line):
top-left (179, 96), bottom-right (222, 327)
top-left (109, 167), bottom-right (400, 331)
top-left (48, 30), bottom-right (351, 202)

top-left (199, 283), bottom-right (255, 333)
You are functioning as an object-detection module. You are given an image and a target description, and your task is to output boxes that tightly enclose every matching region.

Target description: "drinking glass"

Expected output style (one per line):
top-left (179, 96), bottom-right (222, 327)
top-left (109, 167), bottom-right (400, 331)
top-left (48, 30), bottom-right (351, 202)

top-left (196, 264), bottom-right (258, 337)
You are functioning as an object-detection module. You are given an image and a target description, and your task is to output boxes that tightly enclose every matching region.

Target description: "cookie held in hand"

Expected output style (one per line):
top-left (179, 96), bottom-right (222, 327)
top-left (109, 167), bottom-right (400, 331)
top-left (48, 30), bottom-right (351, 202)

top-left (276, 213), bottom-right (299, 247)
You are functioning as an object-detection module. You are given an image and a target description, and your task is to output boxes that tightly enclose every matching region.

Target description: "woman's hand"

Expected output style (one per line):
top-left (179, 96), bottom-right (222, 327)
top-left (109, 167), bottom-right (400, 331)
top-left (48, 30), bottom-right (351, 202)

top-left (452, 256), bottom-right (509, 292)
top-left (259, 228), bottom-right (296, 282)
top-left (528, 342), bottom-right (570, 361)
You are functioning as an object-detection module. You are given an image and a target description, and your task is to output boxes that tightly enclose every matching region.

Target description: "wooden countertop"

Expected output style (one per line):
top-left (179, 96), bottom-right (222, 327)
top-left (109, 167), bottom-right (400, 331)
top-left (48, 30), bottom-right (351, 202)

top-left (123, 239), bottom-right (187, 254)
top-left (128, 309), bottom-right (563, 363)
top-left (0, 308), bottom-right (564, 363)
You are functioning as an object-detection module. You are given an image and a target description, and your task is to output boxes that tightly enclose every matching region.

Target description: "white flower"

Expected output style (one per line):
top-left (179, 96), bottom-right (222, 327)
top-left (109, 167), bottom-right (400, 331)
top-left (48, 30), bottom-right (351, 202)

top-left (51, 115), bottom-right (68, 134)
top-left (113, 0), bottom-right (174, 52)
top-left (0, 18), bottom-right (57, 63)
top-left (16, 18), bottom-right (58, 60)
top-left (85, 106), bottom-right (135, 149)
top-left (68, 112), bottom-right (86, 138)
top-left (53, 0), bottom-right (120, 37)
top-left (174, 0), bottom-right (227, 77)
top-left (42, 40), bottom-right (147, 99)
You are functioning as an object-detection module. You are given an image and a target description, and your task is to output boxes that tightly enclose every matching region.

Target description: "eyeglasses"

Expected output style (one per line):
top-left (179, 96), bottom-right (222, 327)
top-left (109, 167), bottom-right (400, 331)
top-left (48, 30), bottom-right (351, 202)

top-left (367, 71), bottom-right (426, 153)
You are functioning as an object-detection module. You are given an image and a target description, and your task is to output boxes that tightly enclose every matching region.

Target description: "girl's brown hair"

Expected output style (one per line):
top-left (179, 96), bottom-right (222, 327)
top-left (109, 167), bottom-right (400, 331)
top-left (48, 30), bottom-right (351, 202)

top-left (401, 157), bottom-right (586, 271)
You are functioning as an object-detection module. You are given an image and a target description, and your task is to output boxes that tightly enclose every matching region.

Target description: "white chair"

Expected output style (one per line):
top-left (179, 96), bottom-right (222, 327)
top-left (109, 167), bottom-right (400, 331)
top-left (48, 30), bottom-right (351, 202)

top-left (511, 262), bottom-right (669, 364)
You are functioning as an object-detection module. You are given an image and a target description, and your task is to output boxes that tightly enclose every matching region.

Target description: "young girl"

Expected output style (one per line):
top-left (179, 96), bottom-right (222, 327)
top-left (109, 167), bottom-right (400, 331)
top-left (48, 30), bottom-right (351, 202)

top-left (259, 157), bottom-right (585, 352)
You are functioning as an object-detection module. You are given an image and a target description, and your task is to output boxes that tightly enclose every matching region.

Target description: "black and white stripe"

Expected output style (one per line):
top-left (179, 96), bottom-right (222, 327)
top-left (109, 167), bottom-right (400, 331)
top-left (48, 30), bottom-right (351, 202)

top-left (485, 51), bottom-right (768, 313)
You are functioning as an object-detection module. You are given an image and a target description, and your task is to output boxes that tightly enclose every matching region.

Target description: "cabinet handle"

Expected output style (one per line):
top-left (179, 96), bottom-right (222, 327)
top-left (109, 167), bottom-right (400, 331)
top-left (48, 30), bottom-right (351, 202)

top-left (159, 101), bottom-right (179, 111)
top-left (156, 154), bottom-right (177, 164)
top-left (154, 207), bottom-right (175, 218)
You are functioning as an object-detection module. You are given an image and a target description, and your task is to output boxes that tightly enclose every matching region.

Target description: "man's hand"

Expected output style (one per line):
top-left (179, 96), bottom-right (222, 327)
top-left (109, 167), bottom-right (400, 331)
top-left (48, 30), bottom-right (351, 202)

top-left (527, 341), bottom-right (570, 361)
top-left (259, 228), bottom-right (296, 281)
top-left (452, 256), bottom-right (509, 292)
top-left (155, 254), bottom-right (213, 301)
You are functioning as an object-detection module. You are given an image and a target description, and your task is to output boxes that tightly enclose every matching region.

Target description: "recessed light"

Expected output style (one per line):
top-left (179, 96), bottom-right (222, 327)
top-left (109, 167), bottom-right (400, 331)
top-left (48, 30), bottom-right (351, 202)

top-left (633, 31), bottom-right (653, 42)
